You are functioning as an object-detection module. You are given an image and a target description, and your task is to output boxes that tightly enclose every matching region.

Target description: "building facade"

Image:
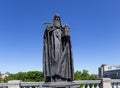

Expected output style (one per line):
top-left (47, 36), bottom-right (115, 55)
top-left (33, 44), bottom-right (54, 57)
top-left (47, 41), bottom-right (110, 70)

top-left (99, 64), bottom-right (120, 79)
top-left (0, 74), bottom-right (9, 79)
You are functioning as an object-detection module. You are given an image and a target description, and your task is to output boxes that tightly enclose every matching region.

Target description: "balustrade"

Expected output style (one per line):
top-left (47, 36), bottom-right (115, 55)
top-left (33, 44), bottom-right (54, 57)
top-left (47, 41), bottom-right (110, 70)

top-left (111, 79), bottom-right (120, 88)
top-left (0, 78), bottom-right (120, 88)
top-left (74, 80), bottom-right (101, 88)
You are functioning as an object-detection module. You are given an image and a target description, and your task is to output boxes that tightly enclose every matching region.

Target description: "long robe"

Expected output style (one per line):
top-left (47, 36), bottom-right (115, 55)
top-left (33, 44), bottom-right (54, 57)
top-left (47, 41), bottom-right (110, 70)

top-left (43, 26), bottom-right (74, 82)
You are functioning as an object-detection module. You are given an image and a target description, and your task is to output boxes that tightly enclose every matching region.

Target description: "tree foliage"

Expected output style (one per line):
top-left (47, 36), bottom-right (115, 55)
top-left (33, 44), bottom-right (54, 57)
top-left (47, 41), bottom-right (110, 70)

top-left (3, 71), bottom-right (44, 82)
top-left (2, 70), bottom-right (98, 82)
top-left (74, 69), bottom-right (98, 80)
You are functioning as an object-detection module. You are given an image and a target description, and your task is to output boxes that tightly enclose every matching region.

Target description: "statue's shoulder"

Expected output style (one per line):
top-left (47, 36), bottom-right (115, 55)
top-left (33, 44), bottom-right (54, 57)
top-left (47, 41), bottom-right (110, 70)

top-left (44, 26), bottom-right (53, 32)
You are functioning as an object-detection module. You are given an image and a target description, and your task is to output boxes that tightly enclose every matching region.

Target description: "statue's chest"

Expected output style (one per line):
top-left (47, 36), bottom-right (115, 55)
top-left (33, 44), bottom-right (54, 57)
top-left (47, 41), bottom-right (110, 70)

top-left (54, 29), bottom-right (62, 39)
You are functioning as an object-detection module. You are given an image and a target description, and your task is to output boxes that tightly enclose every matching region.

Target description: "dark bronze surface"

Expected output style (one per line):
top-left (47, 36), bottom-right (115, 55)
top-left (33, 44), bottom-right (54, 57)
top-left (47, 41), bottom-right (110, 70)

top-left (43, 14), bottom-right (74, 82)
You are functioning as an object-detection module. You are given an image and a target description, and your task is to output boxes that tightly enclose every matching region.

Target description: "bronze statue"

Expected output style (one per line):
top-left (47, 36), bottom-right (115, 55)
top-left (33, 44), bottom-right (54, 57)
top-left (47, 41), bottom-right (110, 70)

top-left (43, 14), bottom-right (74, 82)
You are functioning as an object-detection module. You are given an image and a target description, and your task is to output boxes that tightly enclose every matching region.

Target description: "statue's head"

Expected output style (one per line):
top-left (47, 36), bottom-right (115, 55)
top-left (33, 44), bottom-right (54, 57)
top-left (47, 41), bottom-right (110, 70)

top-left (54, 14), bottom-right (61, 21)
top-left (53, 14), bottom-right (62, 28)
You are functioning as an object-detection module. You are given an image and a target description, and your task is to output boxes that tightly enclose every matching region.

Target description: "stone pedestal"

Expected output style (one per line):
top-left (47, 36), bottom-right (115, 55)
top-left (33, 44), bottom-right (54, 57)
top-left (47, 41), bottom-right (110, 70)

top-left (8, 80), bottom-right (21, 88)
top-left (100, 78), bottom-right (111, 88)
top-left (42, 82), bottom-right (80, 88)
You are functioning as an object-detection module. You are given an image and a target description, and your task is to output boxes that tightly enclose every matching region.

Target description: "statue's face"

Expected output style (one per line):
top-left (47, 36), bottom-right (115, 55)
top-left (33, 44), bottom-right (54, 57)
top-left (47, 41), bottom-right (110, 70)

top-left (53, 15), bottom-right (61, 28)
top-left (54, 15), bottom-right (60, 21)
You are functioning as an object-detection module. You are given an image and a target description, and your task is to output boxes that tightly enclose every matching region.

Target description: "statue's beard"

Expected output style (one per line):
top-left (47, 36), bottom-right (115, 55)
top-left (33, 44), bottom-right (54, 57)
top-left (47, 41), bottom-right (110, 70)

top-left (53, 21), bottom-right (61, 28)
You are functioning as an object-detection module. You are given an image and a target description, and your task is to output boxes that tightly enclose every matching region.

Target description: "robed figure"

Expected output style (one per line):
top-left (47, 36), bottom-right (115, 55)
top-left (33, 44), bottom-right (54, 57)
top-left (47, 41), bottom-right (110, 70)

top-left (43, 14), bottom-right (74, 82)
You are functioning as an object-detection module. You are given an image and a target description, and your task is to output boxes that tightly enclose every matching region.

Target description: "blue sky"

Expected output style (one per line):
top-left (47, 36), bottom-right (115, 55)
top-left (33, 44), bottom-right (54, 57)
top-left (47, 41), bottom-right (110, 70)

top-left (0, 0), bottom-right (120, 74)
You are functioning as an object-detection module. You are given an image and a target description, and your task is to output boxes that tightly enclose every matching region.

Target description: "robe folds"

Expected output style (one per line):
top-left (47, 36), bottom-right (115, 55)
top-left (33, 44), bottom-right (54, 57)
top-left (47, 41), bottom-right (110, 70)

top-left (43, 26), bottom-right (74, 82)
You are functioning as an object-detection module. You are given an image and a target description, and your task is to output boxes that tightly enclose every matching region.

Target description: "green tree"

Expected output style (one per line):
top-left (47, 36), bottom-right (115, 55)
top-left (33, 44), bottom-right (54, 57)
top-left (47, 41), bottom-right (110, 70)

top-left (3, 70), bottom-right (98, 82)
top-left (74, 71), bottom-right (82, 80)
top-left (89, 74), bottom-right (98, 80)
top-left (74, 69), bottom-right (98, 80)
top-left (4, 71), bottom-right (44, 82)
top-left (81, 69), bottom-right (90, 80)
top-left (5, 71), bottom-right (10, 75)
